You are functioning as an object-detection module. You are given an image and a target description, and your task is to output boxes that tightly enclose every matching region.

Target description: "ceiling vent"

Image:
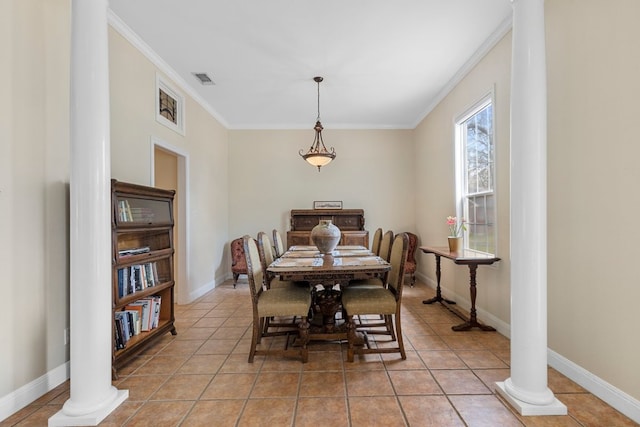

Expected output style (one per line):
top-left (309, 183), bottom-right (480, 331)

top-left (192, 72), bottom-right (215, 85)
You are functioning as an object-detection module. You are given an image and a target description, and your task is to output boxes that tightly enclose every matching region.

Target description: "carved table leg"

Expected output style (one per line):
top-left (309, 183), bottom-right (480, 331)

top-left (423, 255), bottom-right (457, 305)
top-left (452, 264), bottom-right (495, 332)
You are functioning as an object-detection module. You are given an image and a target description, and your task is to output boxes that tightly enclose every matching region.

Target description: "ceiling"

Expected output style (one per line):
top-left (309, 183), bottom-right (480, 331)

top-left (108, 0), bottom-right (513, 130)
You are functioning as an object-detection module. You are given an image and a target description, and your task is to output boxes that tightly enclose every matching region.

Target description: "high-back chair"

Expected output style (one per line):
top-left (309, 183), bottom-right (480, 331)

top-left (348, 229), bottom-right (394, 289)
top-left (257, 231), bottom-right (296, 289)
top-left (243, 235), bottom-right (311, 363)
top-left (370, 228), bottom-right (383, 255)
top-left (378, 230), bottom-right (394, 262)
top-left (404, 232), bottom-right (418, 287)
top-left (342, 233), bottom-right (409, 362)
top-left (230, 237), bottom-right (248, 288)
top-left (272, 229), bottom-right (286, 258)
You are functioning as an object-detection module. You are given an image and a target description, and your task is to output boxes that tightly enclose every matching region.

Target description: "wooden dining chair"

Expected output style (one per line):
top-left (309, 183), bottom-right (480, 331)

top-left (272, 229), bottom-right (286, 258)
top-left (342, 233), bottom-right (409, 362)
top-left (348, 230), bottom-right (394, 289)
top-left (370, 228), bottom-right (383, 255)
top-left (257, 231), bottom-right (297, 289)
top-left (243, 235), bottom-right (311, 363)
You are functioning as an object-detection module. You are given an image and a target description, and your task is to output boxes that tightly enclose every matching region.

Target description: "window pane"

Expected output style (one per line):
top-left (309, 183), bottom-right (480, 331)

top-left (466, 194), bottom-right (495, 254)
top-left (464, 104), bottom-right (493, 195)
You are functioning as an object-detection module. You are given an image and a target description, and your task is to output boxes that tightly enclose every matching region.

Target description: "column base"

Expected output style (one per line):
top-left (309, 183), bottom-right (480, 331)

top-left (48, 389), bottom-right (128, 426)
top-left (495, 382), bottom-right (567, 416)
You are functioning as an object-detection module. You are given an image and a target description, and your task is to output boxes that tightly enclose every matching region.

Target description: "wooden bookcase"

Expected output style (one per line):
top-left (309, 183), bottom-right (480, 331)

top-left (286, 209), bottom-right (369, 248)
top-left (111, 179), bottom-right (176, 379)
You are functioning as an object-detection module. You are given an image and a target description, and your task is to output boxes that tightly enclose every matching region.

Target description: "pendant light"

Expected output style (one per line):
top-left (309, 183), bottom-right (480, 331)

top-left (299, 76), bottom-right (336, 171)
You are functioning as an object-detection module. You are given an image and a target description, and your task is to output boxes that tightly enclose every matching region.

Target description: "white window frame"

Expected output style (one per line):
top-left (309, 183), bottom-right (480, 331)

top-left (155, 73), bottom-right (186, 136)
top-left (454, 90), bottom-right (497, 255)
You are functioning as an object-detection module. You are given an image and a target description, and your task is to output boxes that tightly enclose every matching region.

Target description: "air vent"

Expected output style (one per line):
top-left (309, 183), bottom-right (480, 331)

top-left (192, 72), bottom-right (215, 85)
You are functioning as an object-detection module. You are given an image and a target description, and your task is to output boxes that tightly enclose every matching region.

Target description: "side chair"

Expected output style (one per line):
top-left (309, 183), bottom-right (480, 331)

top-left (243, 235), bottom-right (311, 363)
top-left (257, 231), bottom-right (297, 289)
top-left (404, 232), bottom-right (418, 287)
top-left (230, 237), bottom-right (248, 288)
top-left (370, 228), bottom-right (383, 255)
top-left (272, 229), bottom-right (286, 258)
top-left (342, 233), bottom-right (409, 362)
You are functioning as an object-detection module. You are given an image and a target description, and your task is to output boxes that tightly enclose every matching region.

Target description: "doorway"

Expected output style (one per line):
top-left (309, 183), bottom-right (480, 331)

top-left (152, 137), bottom-right (188, 305)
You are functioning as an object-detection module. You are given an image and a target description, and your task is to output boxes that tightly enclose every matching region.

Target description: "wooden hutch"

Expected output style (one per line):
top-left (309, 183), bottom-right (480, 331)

top-left (287, 209), bottom-right (369, 248)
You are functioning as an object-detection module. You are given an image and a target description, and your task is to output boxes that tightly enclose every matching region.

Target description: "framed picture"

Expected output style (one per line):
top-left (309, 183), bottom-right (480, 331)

top-left (314, 201), bottom-right (343, 210)
top-left (155, 74), bottom-right (185, 135)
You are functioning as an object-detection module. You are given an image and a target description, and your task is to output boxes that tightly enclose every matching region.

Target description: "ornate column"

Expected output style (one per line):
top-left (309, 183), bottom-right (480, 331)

top-left (49, 0), bottom-right (128, 424)
top-left (495, 0), bottom-right (566, 415)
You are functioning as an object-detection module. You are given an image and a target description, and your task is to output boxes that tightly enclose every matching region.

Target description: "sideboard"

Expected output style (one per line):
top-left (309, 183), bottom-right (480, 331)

top-left (286, 209), bottom-right (369, 249)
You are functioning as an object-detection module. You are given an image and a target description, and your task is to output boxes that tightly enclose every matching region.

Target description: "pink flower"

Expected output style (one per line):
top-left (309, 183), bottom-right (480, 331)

top-left (446, 216), bottom-right (466, 237)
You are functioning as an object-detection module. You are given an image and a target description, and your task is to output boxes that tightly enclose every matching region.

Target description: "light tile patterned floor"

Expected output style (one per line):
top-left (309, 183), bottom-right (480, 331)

top-left (4, 279), bottom-right (638, 426)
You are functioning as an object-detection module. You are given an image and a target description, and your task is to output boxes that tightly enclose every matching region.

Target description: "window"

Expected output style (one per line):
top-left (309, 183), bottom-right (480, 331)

top-left (155, 74), bottom-right (185, 135)
top-left (455, 94), bottom-right (496, 255)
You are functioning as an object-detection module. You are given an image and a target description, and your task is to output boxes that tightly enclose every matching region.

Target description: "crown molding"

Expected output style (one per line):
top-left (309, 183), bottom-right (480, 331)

top-left (411, 15), bottom-right (513, 128)
top-left (107, 10), bottom-right (230, 129)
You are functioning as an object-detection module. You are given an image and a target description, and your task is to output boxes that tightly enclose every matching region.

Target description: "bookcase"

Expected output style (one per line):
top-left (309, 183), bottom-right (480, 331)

top-left (111, 179), bottom-right (176, 379)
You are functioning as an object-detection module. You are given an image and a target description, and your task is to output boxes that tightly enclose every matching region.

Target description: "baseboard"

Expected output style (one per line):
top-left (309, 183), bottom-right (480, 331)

top-left (417, 272), bottom-right (640, 423)
top-left (548, 350), bottom-right (640, 423)
top-left (0, 362), bottom-right (69, 422)
top-left (416, 272), bottom-right (511, 337)
top-left (186, 280), bottom-right (216, 303)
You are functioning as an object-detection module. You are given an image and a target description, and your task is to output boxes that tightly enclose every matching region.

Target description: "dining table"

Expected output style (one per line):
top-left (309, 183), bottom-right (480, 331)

top-left (267, 245), bottom-right (391, 340)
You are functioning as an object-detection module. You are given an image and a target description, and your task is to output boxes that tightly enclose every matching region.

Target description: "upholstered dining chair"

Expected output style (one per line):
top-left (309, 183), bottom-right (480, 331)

top-left (342, 233), bottom-right (409, 362)
top-left (272, 229), bottom-right (286, 258)
top-left (243, 235), bottom-right (311, 363)
top-left (404, 232), bottom-right (418, 287)
top-left (257, 231), bottom-right (297, 289)
top-left (370, 228), bottom-right (383, 255)
top-left (348, 230), bottom-right (394, 289)
top-left (230, 237), bottom-right (248, 288)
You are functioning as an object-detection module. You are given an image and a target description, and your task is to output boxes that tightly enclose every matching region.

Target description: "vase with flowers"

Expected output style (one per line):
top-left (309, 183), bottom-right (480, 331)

top-left (446, 216), bottom-right (466, 252)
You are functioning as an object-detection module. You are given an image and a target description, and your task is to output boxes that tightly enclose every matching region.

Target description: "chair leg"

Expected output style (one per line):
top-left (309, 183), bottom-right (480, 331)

top-left (385, 315), bottom-right (396, 341)
top-left (346, 315), bottom-right (356, 362)
top-left (394, 310), bottom-right (406, 360)
top-left (248, 317), bottom-right (260, 363)
top-left (298, 316), bottom-right (310, 363)
top-left (233, 273), bottom-right (239, 288)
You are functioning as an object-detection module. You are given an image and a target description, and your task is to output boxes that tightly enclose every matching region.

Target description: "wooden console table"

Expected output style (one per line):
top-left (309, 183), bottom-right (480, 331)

top-left (420, 246), bottom-right (500, 331)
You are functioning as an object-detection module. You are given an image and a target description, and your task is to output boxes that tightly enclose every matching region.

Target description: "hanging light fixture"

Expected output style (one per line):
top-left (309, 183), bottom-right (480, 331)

top-left (299, 76), bottom-right (336, 171)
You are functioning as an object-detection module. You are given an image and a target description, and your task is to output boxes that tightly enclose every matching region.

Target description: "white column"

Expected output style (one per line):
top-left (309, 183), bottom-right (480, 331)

top-left (495, 0), bottom-right (566, 416)
top-left (49, 0), bottom-right (128, 425)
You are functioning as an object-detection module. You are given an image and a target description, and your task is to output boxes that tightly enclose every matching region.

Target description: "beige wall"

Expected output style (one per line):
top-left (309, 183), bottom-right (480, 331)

top-left (109, 28), bottom-right (230, 299)
top-left (546, 0), bottom-right (640, 399)
top-left (227, 129), bottom-right (415, 245)
top-left (414, 32), bottom-right (512, 326)
top-left (0, 0), bottom-right (71, 398)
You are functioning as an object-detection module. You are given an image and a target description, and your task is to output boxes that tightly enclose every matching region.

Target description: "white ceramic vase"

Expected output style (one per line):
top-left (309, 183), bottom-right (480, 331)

top-left (311, 220), bottom-right (341, 254)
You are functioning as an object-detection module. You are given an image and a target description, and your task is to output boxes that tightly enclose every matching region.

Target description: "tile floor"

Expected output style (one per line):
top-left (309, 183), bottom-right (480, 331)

top-left (3, 279), bottom-right (638, 426)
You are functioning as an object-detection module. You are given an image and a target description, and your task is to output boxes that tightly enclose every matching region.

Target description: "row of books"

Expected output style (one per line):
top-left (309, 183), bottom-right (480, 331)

top-left (114, 295), bottom-right (162, 350)
top-left (117, 262), bottom-right (160, 298)
top-left (117, 200), bottom-right (156, 222)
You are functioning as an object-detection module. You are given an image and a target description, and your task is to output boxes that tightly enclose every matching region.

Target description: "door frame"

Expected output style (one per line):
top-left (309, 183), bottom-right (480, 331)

top-left (150, 136), bottom-right (189, 305)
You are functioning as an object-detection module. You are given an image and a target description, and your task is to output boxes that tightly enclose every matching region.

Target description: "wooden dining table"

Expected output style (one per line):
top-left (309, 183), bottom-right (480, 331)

top-left (268, 245), bottom-right (391, 340)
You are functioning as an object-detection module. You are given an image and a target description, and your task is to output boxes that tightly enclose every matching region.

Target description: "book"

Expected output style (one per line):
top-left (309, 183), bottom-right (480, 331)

top-left (127, 299), bottom-right (151, 332)
top-left (151, 295), bottom-right (161, 329)
top-left (118, 247), bottom-right (151, 257)
top-left (124, 304), bottom-right (144, 335)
